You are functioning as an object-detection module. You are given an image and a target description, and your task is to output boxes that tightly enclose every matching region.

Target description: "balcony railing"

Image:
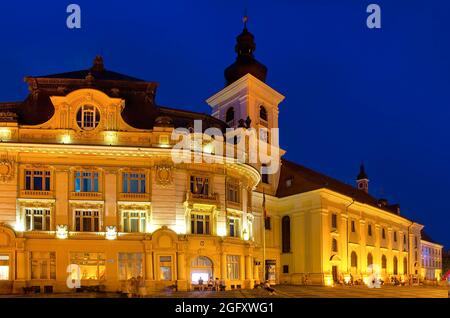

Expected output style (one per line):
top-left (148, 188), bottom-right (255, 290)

top-left (20, 190), bottom-right (53, 198)
top-left (118, 192), bottom-right (150, 201)
top-left (186, 192), bottom-right (219, 206)
top-left (70, 192), bottom-right (103, 200)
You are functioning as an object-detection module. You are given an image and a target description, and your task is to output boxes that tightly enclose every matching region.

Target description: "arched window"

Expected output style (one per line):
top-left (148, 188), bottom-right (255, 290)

top-left (367, 253), bottom-right (373, 267)
top-left (281, 216), bottom-right (291, 253)
top-left (382, 255), bottom-right (387, 269)
top-left (259, 106), bottom-right (268, 122)
top-left (332, 238), bottom-right (338, 253)
top-left (76, 105), bottom-right (100, 130)
top-left (226, 107), bottom-right (235, 124)
top-left (393, 256), bottom-right (398, 275)
top-left (403, 257), bottom-right (408, 275)
top-left (351, 251), bottom-right (357, 268)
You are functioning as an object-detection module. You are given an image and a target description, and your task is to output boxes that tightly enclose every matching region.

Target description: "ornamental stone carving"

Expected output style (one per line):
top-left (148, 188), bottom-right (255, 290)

top-left (155, 164), bottom-right (173, 186)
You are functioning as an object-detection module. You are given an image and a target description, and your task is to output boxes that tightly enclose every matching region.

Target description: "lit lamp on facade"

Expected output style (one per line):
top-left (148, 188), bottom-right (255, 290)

top-left (56, 225), bottom-right (68, 239)
top-left (14, 221), bottom-right (25, 232)
top-left (61, 134), bottom-right (71, 144)
top-left (105, 226), bottom-right (117, 240)
top-left (0, 128), bottom-right (11, 141)
top-left (217, 226), bottom-right (226, 237)
top-left (243, 229), bottom-right (249, 241)
top-left (104, 131), bottom-right (118, 145)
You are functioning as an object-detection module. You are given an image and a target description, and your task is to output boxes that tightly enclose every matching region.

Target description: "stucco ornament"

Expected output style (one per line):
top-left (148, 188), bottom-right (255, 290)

top-left (155, 164), bottom-right (173, 186)
top-left (0, 158), bottom-right (15, 183)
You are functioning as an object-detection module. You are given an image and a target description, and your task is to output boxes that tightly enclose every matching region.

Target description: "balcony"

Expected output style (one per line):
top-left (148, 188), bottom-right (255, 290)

top-left (20, 190), bottom-right (53, 198)
top-left (185, 192), bottom-right (219, 208)
top-left (118, 192), bottom-right (150, 202)
top-left (226, 200), bottom-right (242, 211)
top-left (70, 191), bottom-right (103, 200)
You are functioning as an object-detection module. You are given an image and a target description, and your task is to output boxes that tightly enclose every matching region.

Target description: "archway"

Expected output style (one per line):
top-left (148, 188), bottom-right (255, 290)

top-left (190, 256), bottom-right (214, 285)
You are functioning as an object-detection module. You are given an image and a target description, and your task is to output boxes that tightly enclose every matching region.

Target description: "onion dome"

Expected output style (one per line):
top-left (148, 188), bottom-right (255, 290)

top-left (224, 16), bottom-right (267, 86)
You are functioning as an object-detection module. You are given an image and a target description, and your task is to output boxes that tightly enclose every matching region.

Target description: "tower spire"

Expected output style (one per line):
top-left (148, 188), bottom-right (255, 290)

top-left (356, 162), bottom-right (369, 193)
top-left (243, 9), bottom-right (248, 29)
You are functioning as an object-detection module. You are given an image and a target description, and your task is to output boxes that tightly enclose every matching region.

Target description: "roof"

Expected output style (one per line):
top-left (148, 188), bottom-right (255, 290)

top-left (276, 158), bottom-right (404, 216)
top-left (420, 230), bottom-right (442, 245)
top-left (0, 56), bottom-right (228, 131)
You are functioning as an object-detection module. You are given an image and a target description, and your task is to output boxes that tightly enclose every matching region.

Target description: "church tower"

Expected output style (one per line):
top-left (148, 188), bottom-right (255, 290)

top-left (206, 16), bottom-right (285, 194)
top-left (356, 164), bottom-right (369, 194)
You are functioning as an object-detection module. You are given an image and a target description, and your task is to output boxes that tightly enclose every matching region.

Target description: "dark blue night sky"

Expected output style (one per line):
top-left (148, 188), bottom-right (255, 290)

top-left (0, 1), bottom-right (449, 247)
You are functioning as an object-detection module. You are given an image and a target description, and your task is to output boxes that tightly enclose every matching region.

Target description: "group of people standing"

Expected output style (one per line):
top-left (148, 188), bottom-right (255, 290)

top-left (197, 277), bottom-right (225, 291)
top-left (123, 276), bottom-right (146, 298)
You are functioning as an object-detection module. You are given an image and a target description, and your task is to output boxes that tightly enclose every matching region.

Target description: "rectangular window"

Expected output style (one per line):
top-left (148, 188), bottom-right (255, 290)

top-left (70, 252), bottom-right (105, 280)
top-left (261, 164), bottom-right (269, 184)
top-left (0, 255), bottom-right (9, 280)
top-left (351, 220), bottom-right (356, 233)
top-left (118, 253), bottom-right (144, 280)
top-left (74, 210), bottom-right (100, 232)
top-left (226, 180), bottom-right (240, 203)
top-left (264, 217), bottom-right (271, 230)
top-left (368, 224), bottom-right (372, 236)
top-left (25, 208), bottom-right (51, 231)
top-left (74, 171), bottom-right (99, 192)
top-left (31, 252), bottom-right (56, 280)
top-left (159, 256), bottom-right (172, 280)
top-left (190, 213), bottom-right (210, 235)
top-left (122, 173), bottom-right (146, 193)
top-left (228, 217), bottom-right (240, 238)
top-left (283, 265), bottom-right (289, 274)
top-left (190, 176), bottom-right (209, 196)
top-left (394, 232), bottom-right (397, 242)
top-left (331, 213), bottom-right (337, 229)
top-left (25, 170), bottom-right (51, 191)
top-left (122, 211), bottom-right (146, 233)
top-left (227, 255), bottom-right (240, 280)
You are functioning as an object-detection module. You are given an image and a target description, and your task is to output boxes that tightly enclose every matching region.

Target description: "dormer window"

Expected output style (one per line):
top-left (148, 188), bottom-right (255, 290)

top-left (76, 105), bottom-right (100, 130)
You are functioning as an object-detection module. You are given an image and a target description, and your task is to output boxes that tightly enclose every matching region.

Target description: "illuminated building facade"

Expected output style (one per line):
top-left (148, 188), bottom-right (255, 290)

top-left (420, 231), bottom-right (443, 282)
top-left (0, 22), bottom-right (440, 294)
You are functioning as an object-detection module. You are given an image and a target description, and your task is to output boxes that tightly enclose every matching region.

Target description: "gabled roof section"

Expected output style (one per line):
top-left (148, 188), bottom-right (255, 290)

top-left (277, 158), bottom-right (403, 216)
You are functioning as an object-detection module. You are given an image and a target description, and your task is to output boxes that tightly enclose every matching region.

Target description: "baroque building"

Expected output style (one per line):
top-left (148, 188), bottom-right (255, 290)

top-left (0, 21), bottom-right (440, 294)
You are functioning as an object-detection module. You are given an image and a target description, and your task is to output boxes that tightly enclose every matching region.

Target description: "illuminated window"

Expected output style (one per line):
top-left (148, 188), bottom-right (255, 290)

top-left (0, 255), bottom-right (9, 280)
top-left (76, 105), bottom-right (100, 130)
top-left (190, 176), bottom-right (209, 196)
top-left (226, 179), bottom-right (240, 203)
top-left (25, 170), bottom-right (51, 191)
top-left (122, 211), bottom-right (146, 233)
top-left (382, 255), bottom-right (387, 269)
top-left (74, 210), bottom-right (100, 232)
top-left (70, 252), bottom-right (105, 280)
top-left (31, 252), bottom-right (56, 280)
top-left (228, 217), bottom-right (240, 238)
top-left (190, 213), bottom-right (210, 235)
top-left (74, 171), bottom-right (99, 192)
top-left (227, 255), bottom-right (240, 280)
top-left (159, 256), bottom-right (172, 281)
top-left (25, 208), bottom-right (51, 231)
top-left (122, 173), bottom-right (146, 193)
top-left (118, 253), bottom-right (143, 280)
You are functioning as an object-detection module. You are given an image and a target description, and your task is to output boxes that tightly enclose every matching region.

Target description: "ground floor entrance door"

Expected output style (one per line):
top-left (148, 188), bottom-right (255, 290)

top-left (190, 256), bottom-right (213, 285)
top-left (332, 266), bottom-right (338, 283)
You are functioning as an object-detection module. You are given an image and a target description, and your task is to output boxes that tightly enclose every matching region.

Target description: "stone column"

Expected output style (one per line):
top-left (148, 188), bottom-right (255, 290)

top-left (104, 169), bottom-right (117, 228)
top-left (55, 167), bottom-right (69, 226)
top-left (13, 239), bottom-right (26, 293)
top-left (239, 255), bottom-right (245, 285)
top-left (245, 255), bottom-right (253, 288)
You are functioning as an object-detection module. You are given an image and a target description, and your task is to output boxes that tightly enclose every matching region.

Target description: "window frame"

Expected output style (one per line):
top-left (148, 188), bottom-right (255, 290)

top-left (190, 212), bottom-right (211, 235)
top-left (76, 105), bottom-right (100, 131)
top-left (24, 170), bottom-right (51, 191)
top-left (74, 209), bottom-right (100, 232)
top-left (74, 170), bottom-right (100, 193)
top-left (25, 208), bottom-right (51, 231)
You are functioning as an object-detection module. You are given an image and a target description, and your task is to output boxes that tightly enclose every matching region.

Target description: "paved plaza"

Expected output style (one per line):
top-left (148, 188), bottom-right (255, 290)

top-left (1, 284), bottom-right (448, 298)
